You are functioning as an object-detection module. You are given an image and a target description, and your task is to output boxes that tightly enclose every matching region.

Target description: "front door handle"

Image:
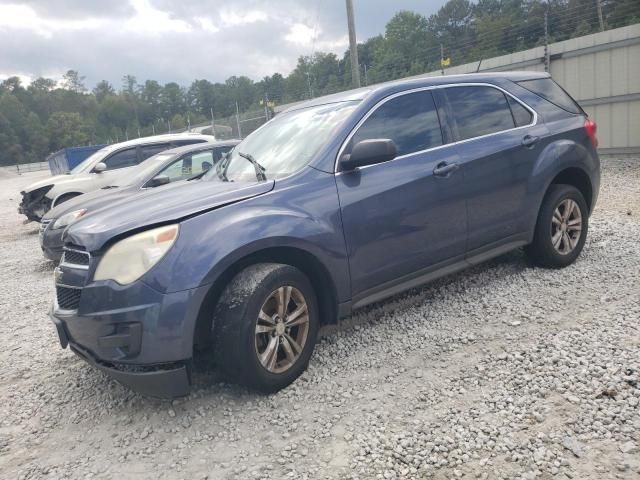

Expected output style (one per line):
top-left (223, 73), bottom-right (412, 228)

top-left (433, 161), bottom-right (459, 177)
top-left (522, 134), bottom-right (540, 148)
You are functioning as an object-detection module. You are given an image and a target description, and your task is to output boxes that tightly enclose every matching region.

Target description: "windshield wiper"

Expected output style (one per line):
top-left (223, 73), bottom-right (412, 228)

top-left (224, 151), bottom-right (267, 182)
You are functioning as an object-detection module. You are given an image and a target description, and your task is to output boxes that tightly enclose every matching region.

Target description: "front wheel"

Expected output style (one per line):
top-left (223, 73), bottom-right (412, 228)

top-left (213, 263), bottom-right (319, 392)
top-left (526, 184), bottom-right (589, 268)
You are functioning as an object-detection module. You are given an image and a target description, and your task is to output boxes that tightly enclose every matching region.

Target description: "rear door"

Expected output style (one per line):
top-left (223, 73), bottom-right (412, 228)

top-left (336, 89), bottom-right (467, 300)
top-left (441, 85), bottom-right (545, 252)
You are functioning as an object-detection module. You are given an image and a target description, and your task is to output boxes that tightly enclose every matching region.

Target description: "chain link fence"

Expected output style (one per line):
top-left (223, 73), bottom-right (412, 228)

top-left (181, 108), bottom-right (271, 141)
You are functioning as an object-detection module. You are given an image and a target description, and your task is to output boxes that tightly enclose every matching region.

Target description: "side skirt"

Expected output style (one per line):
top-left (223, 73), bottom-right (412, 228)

top-left (340, 239), bottom-right (527, 316)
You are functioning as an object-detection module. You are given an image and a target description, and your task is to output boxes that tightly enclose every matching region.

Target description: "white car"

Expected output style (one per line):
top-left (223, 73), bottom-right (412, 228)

top-left (18, 133), bottom-right (215, 221)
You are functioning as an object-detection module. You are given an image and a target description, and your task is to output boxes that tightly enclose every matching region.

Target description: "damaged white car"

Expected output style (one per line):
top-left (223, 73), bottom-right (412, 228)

top-left (18, 133), bottom-right (214, 221)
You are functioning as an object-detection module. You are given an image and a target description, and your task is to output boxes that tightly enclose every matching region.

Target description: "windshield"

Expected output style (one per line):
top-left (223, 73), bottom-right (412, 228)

top-left (69, 146), bottom-right (115, 174)
top-left (207, 100), bottom-right (359, 182)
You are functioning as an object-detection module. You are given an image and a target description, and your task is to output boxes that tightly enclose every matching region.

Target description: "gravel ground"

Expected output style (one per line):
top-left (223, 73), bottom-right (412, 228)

top-left (0, 159), bottom-right (639, 480)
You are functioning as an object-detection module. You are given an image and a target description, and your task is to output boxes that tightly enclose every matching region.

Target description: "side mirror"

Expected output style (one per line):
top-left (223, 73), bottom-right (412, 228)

top-left (146, 174), bottom-right (170, 188)
top-left (93, 162), bottom-right (107, 173)
top-left (340, 139), bottom-right (398, 171)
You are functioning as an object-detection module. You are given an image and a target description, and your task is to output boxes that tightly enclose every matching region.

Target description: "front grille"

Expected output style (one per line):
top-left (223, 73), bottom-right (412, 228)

top-left (61, 249), bottom-right (90, 267)
top-left (56, 286), bottom-right (81, 310)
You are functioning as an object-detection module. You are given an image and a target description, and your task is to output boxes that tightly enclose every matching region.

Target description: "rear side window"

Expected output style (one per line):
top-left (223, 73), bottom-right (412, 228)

top-left (351, 90), bottom-right (443, 157)
top-left (444, 86), bottom-right (516, 141)
top-left (140, 143), bottom-right (170, 161)
top-left (517, 78), bottom-right (582, 114)
top-left (103, 147), bottom-right (139, 170)
top-left (507, 96), bottom-right (534, 127)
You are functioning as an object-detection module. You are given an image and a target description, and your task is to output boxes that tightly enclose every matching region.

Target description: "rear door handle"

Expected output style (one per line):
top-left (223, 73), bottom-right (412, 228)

top-left (433, 161), bottom-right (459, 177)
top-left (522, 135), bottom-right (540, 148)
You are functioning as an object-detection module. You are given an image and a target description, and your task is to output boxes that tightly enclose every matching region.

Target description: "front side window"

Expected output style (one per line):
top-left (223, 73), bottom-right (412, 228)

top-left (350, 90), bottom-right (443, 157)
top-left (158, 151), bottom-right (214, 182)
top-left (102, 147), bottom-right (139, 170)
top-left (212, 101), bottom-right (359, 182)
top-left (444, 86), bottom-right (516, 141)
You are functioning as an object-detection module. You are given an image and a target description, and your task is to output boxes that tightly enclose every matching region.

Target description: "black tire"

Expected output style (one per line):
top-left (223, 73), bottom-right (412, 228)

top-left (212, 263), bottom-right (320, 392)
top-left (526, 184), bottom-right (589, 268)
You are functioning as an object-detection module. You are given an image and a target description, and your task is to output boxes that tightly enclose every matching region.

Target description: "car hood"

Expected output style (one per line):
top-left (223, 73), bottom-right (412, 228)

top-left (22, 173), bottom-right (95, 194)
top-left (42, 186), bottom-right (131, 222)
top-left (65, 179), bottom-right (275, 251)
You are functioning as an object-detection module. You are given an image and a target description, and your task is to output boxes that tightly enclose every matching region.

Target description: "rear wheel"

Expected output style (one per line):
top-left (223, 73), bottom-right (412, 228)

top-left (526, 184), bottom-right (588, 268)
top-left (213, 263), bottom-right (319, 392)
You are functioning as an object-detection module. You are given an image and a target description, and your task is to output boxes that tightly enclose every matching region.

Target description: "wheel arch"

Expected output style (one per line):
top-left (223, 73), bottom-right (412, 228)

top-left (52, 191), bottom-right (83, 208)
top-left (548, 167), bottom-right (593, 213)
top-left (192, 245), bottom-right (340, 351)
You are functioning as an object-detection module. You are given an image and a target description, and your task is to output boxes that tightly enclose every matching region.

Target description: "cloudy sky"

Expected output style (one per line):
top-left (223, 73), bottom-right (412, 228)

top-left (0, 0), bottom-right (447, 88)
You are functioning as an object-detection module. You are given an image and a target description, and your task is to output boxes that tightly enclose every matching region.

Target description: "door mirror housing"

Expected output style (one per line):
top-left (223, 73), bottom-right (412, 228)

top-left (93, 162), bottom-right (107, 173)
top-left (340, 139), bottom-right (398, 171)
top-left (146, 174), bottom-right (171, 188)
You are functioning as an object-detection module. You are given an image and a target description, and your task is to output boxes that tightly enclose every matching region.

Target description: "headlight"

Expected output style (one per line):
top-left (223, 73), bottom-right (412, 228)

top-left (53, 209), bottom-right (87, 229)
top-left (94, 224), bottom-right (179, 285)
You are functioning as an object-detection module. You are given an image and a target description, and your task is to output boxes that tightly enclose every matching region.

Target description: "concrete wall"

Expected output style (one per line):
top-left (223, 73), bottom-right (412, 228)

top-left (417, 24), bottom-right (640, 154)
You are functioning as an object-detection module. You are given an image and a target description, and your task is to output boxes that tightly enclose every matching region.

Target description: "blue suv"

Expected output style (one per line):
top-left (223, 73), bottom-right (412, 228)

top-left (50, 72), bottom-right (600, 397)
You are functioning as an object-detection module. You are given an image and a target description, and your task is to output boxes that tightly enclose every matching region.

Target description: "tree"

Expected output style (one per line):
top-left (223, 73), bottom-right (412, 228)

top-left (188, 79), bottom-right (216, 116)
top-left (46, 112), bottom-right (88, 151)
top-left (161, 82), bottom-right (185, 119)
top-left (1, 76), bottom-right (23, 93)
top-left (29, 77), bottom-right (57, 93)
top-left (93, 80), bottom-right (115, 102)
top-left (62, 70), bottom-right (86, 93)
top-left (0, 112), bottom-right (21, 166)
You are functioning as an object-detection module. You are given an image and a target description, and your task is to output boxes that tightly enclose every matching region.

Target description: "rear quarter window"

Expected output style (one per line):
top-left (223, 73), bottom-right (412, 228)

top-left (507, 96), bottom-right (534, 127)
top-left (517, 78), bottom-right (583, 114)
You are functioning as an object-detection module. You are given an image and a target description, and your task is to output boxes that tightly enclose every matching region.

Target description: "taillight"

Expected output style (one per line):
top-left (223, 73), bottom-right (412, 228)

top-left (584, 118), bottom-right (598, 148)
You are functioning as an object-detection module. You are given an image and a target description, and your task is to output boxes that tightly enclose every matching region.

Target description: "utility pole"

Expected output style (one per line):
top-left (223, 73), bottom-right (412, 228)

top-left (235, 101), bottom-right (242, 139)
top-left (345, 0), bottom-right (361, 88)
top-left (544, 11), bottom-right (550, 73)
top-left (363, 64), bottom-right (368, 86)
top-left (440, 43), bottom-right (445, 76)
top-left (596, 0), bottom-right (605, 32)
top-left (263, 93), bottom-right (270, 121)
top-left (305, 71), bottom-right (314, 98)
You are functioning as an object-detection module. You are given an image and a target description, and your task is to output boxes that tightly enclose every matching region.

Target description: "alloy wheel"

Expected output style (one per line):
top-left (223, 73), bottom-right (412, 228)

top-left (551, 198), bottom-right (582, 255)
top-left (255, 286), bottom-right (310, 374)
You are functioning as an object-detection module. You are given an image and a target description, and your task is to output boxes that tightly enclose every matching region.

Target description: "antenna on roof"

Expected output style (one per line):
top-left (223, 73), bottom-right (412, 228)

top-left (476, 58), bottom-right (483, 73)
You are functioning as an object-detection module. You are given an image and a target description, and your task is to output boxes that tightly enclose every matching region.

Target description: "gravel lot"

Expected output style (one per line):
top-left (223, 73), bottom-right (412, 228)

top-left (0, 159), bottom-right (639, 480)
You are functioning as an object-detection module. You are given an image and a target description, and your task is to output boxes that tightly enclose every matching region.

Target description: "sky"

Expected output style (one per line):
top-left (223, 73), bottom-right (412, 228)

top-left (0, 0), bottom-right (447, 89)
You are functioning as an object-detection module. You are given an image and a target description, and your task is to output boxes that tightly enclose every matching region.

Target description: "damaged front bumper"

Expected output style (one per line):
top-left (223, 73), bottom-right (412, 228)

top-left (19, 186), bottom-right (53, 222)
top-left (49, 253), bottom-right (210, 398)
top-left (50, 308), bottom-right (193, 398)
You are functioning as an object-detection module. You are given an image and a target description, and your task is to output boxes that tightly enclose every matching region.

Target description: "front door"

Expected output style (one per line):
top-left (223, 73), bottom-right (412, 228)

top-left (336, 90), bottom-right (467, 301)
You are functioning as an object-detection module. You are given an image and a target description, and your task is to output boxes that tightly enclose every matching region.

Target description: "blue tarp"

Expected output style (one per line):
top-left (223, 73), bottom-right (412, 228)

top-left (47, 145), bottom-right (107, 175)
